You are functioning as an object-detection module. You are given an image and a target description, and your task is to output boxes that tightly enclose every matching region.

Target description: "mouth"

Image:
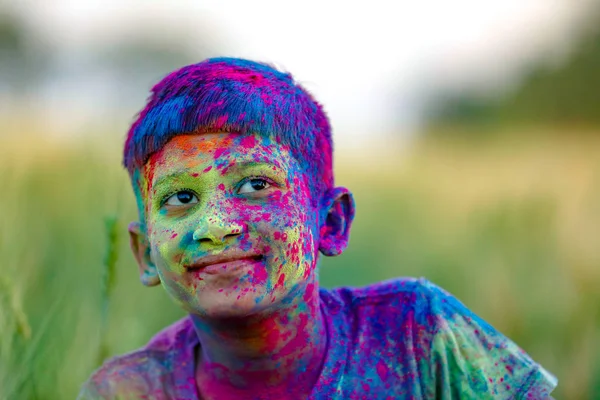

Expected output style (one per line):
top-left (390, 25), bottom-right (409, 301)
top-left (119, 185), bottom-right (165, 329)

top-left (185, 254), bottom-right (265, 275)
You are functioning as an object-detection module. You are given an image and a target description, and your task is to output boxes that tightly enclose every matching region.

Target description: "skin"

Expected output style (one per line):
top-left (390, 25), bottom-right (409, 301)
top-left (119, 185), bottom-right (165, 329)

top-left (128, 132), bottom-right (355, 399)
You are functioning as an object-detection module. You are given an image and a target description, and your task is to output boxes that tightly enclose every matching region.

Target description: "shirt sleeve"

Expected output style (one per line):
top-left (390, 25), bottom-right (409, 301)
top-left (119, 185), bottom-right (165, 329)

top-left (75, 354), bottom-right (169, 400)
top-left (418, 278), bottom-right (558, 399)
top-left (76, 374), bottom-right (148, 400)
top-left (76, 382), bottom-right (102, 400)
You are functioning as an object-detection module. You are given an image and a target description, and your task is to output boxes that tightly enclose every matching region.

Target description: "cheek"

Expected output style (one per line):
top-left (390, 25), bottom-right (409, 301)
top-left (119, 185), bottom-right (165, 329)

top-left (237, 191), bottom-right (310, 239)
top-left (267, 225), bottom-right (316, 292)
top-left (258, 192), bottom-right (319, 280)
top-left (147, 219), bottom-right (190, 269)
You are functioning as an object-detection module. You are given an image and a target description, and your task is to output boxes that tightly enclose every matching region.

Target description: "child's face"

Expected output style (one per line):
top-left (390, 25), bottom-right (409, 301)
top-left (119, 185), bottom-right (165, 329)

top-left (137, 132), bottom-right (325, 317)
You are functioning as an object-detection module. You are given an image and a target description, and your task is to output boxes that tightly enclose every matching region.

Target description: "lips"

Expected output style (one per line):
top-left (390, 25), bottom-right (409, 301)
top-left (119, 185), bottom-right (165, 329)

top-left (184, 252), bottom-right (264, 272)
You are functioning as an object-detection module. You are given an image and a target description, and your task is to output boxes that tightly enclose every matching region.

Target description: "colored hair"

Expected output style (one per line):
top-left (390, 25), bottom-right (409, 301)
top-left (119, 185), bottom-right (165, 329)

top-left (123, 57), bottom-right (334, 196)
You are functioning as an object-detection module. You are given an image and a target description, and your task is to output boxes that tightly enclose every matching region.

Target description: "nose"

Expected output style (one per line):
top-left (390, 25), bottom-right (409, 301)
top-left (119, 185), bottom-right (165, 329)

top-left (192, 220), bottom-right (245, 245)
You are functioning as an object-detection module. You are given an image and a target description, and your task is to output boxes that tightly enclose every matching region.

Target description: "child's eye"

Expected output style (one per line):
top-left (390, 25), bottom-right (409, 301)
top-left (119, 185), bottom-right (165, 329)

top-left (164, 190), bottom-right (199, 206)
top-left (238, 178), bottom-right (271, 194)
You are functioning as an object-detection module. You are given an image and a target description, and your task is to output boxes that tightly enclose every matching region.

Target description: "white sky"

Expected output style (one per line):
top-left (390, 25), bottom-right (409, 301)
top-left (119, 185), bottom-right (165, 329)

top-left (14, 0), bottom-right (594, 145)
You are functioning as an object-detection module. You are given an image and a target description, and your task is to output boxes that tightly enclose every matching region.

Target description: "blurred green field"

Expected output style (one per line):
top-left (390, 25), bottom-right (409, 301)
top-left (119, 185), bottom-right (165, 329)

top-left (1, 129), bottom-right (599, 399)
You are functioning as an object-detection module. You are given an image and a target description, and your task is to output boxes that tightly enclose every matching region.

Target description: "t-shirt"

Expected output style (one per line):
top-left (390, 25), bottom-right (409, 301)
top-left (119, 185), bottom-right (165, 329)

top-left (78, 277), bottom-right (558, 399)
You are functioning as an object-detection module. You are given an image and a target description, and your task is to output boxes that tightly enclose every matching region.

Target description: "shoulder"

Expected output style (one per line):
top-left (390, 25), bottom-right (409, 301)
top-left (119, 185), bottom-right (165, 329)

top-left (324, 277), bottom-right (558, 399)
top-left (322, 277), bottom-right (443, 365)
top-left (77, 317), bottom-right (194, 399)
top-left (324, 275), bottom-right (510, 333)
top-left (324, 276), bottom-right (441, 317)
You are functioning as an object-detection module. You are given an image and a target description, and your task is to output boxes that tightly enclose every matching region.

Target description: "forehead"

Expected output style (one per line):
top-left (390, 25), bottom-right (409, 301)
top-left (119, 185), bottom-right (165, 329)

top-left (144, 132), bottom-right (297, 182)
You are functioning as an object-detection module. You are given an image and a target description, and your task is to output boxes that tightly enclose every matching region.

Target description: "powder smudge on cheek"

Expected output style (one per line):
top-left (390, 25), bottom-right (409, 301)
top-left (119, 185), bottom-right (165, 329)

top-left (249, 265), bottom-right (268, 285)
top-left (274, 272), bottom-right (286, 291)
top-left (282, 227), bottom-right (303, 277)
top-left (273, 231), bottom-right (288, 242)
top-left (267, 263), bottom-right (287, 304)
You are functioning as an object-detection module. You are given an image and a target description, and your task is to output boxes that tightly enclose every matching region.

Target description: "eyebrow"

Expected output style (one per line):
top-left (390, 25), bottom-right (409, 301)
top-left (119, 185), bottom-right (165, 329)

top-left (152, 171), bottom-right (190, 190)
top-left (152, 161), bottom-right (285, 189)
top-left (225, 160), bottom-right (284, 175)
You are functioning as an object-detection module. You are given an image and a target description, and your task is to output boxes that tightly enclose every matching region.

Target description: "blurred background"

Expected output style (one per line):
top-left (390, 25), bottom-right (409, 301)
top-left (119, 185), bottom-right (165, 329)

top-left (1, 0), bottom-right (599, 398)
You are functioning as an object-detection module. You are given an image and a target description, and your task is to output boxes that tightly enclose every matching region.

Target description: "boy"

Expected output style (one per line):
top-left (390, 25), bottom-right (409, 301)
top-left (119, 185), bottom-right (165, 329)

top-left (79, 58), bottom-right (557, 399)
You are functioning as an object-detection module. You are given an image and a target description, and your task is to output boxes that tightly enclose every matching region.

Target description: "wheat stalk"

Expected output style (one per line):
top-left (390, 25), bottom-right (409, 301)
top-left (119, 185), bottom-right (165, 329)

top-left (96, 216), bottom-right (120, 366)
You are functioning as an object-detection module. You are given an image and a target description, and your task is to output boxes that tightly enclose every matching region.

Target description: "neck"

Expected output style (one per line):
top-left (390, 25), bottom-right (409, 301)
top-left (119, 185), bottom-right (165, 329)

top-left (190, 280), bottom-right (328, 398)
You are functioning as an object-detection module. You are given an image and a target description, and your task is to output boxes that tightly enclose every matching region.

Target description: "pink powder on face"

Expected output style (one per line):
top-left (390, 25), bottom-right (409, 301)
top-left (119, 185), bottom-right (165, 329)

top-left (261, 213), bottom-right (271, 222)
top-left (240, 135), bottom-right (257, 149)
top-left (251, 265), bottom-right (268, 285)
top-left (274, 272), bottom-right (286, 292)
top-left (213, 147), bottom-right (226, 159)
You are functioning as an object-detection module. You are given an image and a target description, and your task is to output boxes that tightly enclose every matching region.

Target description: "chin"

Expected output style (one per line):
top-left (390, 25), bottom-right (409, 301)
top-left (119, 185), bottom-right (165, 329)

top-left (187, 289), bottom-right (275, 319)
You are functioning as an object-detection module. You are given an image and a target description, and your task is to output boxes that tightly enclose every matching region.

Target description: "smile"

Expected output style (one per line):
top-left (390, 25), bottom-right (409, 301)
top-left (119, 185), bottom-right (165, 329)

top-left (185, 253), bottom-right (264, 275)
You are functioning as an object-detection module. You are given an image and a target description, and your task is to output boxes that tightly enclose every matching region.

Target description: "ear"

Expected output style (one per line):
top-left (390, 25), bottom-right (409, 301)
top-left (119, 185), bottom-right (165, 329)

top-left (128, 221), bottom-right (160, 287)
top-left (318, 187), bottom-right (356, 256)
